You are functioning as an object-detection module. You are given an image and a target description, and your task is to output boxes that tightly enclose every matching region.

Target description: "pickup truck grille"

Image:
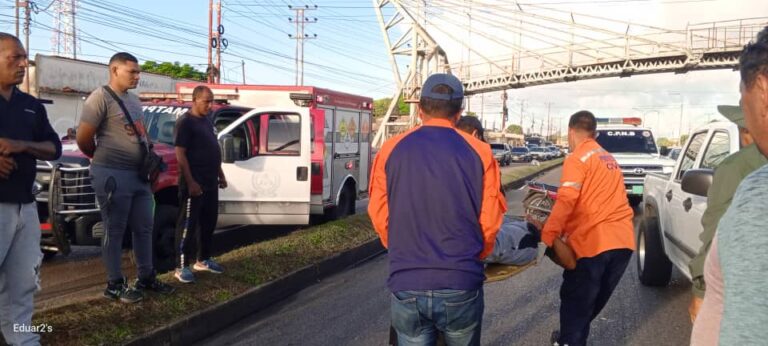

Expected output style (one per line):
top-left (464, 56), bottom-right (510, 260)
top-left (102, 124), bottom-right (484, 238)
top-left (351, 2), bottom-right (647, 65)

top-left (51, 166), bottom-right (100, 215)
top-left (35, 160), bottom-right (53, 202)
top-left (621, 165), bottom-right (663, 178)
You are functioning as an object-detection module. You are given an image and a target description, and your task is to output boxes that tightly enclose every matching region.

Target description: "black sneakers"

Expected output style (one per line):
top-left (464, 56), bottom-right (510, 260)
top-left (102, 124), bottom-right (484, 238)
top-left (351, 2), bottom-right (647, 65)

top-left (104, 278), bottom-right (144, 304)
top-left (134, 276), bottom-right (176, 295)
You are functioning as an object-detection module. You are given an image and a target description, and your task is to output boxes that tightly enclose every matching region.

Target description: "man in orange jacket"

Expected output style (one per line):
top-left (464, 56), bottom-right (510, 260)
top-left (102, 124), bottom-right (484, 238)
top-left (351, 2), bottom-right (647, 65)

top-left (541, 111), bottom-right (635, 346)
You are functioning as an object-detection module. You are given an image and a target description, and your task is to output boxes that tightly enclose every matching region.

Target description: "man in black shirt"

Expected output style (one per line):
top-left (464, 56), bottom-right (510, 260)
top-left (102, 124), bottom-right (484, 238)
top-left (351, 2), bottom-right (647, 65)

top-left (173, 85), bottom-right (227, 283)
top-left (0, 33), bottom-right (61, 346)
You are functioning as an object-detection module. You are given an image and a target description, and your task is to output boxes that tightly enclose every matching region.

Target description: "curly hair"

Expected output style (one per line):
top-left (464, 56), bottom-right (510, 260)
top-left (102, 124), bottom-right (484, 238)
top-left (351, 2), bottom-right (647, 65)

top-left (739, 26), bottom-right (768, 88)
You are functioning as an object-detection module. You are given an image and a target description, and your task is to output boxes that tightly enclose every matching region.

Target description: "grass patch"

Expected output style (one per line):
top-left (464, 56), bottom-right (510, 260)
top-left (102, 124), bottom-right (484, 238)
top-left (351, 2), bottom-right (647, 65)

top-left (34, 161), bottom-right (559, 345)
top-left (501, 158), bottom-right (564, 187)
top-left (34, 214), bottom-right (377, 346)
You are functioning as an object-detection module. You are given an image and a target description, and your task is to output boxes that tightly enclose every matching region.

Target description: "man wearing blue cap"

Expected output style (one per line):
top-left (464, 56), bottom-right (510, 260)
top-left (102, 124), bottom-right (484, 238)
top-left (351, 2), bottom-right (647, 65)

top-left (369, 73), bottom-right (507, 345)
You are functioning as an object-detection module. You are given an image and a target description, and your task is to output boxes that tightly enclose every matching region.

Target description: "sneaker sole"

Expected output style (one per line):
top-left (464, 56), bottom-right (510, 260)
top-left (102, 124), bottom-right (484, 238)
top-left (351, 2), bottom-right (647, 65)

top-left (119, 296), bottom-right (144, 304)
top-left (174, 274), bottom-right (195, 284)
top-left (193, 265), bottom-right (223, 274)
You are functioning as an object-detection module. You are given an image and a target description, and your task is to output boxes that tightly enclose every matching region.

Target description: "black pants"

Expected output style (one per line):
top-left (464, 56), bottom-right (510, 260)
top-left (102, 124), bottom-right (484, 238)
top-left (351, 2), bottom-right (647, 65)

top-left (175, 181), bottom-right (219, 269)
top-left (559, 248), bottom-right (632, 346)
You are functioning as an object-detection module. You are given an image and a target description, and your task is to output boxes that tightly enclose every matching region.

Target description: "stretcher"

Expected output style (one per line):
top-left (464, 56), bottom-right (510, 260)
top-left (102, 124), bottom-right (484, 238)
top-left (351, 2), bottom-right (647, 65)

top-left (483, 181), bottom-right (558, 282)
top-left (389, 181), bottom-right (560, 346)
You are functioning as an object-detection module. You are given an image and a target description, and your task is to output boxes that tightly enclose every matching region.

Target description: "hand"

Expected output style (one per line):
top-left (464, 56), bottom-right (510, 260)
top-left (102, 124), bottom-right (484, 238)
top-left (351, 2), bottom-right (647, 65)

top-left (188, 180), bottom-right (203, 197)
top-left (0, 156), bottom-right (16, 179)
top-left (218, 176), bottom-right (228, 189)
top-left (546, 237), bottom-right (577, 270)
top-left (0, 139), bottom-right (24, 156)
top-left (526, 215), bottom-right (545, 231)
top-left (689, 296), bottom-right (703, 323)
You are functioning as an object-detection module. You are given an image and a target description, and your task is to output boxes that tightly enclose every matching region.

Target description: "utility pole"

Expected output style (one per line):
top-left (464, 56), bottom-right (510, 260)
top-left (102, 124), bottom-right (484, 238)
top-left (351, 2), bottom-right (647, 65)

top-left (519, 100), bottom-right (526, 137)
top-left (241, 60), bottom-right (246, 84)
top-left (71, 0), bottom-right (76, 59)
top-left (545, 102), bottom-right (552, 141)
top-left (215, 0), bottom-right (222, 84)
top-left (15, 0), bottom-right (20, 37)
top-left (21, 0), bottom-right (29, 92)
top-left (289, 5), bottom-right (317, 86)
top-left (501, 90), bottom-right (508, 133)
top-left (480, 93), bottom-right (485, 127)
top-left (207, 0), bottom-right (213, 83)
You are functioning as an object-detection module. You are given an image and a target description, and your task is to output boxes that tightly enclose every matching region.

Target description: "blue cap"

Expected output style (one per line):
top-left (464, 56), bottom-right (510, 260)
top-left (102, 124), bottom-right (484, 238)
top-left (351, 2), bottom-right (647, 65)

top-left (420, 73), bottom-right (464, 101)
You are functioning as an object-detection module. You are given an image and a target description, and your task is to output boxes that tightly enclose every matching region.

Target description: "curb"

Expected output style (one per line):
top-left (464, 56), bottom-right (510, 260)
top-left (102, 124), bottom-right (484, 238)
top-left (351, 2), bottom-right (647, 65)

top-left (502, 160), bottom-right (564, 191)
top-left (125, 161), bottom-right (561, 345)
top-left (125, 240), bottom-right (386, 346)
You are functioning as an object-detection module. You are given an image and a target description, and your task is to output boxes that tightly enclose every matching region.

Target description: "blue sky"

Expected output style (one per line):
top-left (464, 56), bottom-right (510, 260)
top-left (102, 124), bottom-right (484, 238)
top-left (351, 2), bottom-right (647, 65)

top-left (0, 0), bottom-right (396, 97)
top-left (1, 0), bottom-right (767, 139)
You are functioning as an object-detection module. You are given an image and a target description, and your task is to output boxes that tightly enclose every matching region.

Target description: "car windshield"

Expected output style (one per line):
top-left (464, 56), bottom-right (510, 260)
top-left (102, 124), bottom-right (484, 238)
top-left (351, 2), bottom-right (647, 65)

top-left (142, 105), bottom-right (191, 145)
top-left (530, 148), bottom-right (545, 153)
top-left (490, 143), bottom-right (506, 151)
top-left (596, 129), bottom-right (657, 154)
top-left (511, 147), bottom-right (528, 153)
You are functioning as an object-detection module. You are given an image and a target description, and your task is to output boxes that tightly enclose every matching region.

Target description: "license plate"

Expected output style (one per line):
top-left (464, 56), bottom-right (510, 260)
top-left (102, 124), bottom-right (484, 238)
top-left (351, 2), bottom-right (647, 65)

top-left (631, 185), bottom-right (644, 194)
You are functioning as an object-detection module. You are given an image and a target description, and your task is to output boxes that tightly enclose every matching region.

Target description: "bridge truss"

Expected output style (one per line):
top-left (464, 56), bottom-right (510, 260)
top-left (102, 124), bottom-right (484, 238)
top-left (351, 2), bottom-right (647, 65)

top-left (372, 0), bottom-right (767, 148)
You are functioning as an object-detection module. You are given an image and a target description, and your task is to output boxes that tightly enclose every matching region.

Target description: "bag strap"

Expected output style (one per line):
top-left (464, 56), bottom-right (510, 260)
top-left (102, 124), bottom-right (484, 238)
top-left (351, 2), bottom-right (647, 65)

top-left (102, 86), bottom-right (151, 151)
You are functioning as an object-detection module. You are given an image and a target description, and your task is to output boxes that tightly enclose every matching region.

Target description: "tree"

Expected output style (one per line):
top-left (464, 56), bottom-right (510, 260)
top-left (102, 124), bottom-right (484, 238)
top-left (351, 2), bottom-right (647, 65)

top-left (141, 61), bottom-right (206, 81)
top-left (657, 137), bottom-right (675, 148)
top-left (505, 124), bottom-right (522, 134)
top-left (679, 134), bottom-right (690, 146)
top-left (373, 96), bottom-right (409, 118)
top-left (465, 111), bottom-right (477, 117)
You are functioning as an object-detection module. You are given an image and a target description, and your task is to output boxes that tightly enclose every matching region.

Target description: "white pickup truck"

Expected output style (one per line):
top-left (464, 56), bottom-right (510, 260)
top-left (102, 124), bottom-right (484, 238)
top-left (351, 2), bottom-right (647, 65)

top-left (637, 120), bottom-right (739, 286)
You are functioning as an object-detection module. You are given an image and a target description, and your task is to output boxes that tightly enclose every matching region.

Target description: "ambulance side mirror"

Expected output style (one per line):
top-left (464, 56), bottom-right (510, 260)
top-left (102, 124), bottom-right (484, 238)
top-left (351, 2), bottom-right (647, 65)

top-left (219, 134), bottom-right (237, 163)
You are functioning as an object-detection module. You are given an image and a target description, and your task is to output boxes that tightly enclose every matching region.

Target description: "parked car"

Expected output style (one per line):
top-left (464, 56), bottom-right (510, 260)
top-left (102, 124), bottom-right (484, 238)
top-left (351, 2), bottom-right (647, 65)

top-left (638, 120), bottom-right (738, 286)
top-left (666, 147), bottom-right (682, 161)
top-left (510, 147), bottom-right (531, 162)
top-left (547, 146), bottom-right (562, 158)
top-left (490, 143), bottom-right (512, 166)
top-left (528, 147), bottom-right (551, 161)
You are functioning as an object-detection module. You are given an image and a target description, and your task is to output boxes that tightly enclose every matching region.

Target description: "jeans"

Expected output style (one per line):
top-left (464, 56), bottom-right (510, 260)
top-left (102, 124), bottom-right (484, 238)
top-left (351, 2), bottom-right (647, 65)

top-left (0, 202), bottom-right (42, 346)
top-left (391, 289), bottom-right (483, 346)
top-left (90, 164), bottom-right (155, 282)
top-left (559, 249), bottom-right (632, 346)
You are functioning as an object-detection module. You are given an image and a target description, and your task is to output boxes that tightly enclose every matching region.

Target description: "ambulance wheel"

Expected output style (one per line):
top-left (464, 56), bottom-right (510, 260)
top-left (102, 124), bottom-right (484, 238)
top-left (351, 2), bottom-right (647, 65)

top-left (637, 215), bottom-right (672, 286)
top-left (335, 185), bottom-right (356, 219)
top-left (153, 204), bottom-right (178, 273)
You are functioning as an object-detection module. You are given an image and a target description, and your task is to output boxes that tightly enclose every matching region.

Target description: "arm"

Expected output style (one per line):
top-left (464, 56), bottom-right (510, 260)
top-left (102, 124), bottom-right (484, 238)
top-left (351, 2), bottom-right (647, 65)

top-left (75, 122), bottom-right (98, 158)
top-left (541, 156), bottom-right (585, 247)
top-left (0, 139), bottom-right (58, 160)
top-left (77, 90), bottom-right (107, 158)
top-left (367, 150), bottom-right (389, 248)
top-left (175, 146), bottom-right (202, 197)
top-left (478, 158), bottom-right (508, 259)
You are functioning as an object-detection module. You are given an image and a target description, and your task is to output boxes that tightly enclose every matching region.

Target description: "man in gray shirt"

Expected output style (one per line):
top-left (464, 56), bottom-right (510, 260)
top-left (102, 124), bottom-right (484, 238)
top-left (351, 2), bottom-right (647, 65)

top-left (76, 52), bottom-right (174, 303)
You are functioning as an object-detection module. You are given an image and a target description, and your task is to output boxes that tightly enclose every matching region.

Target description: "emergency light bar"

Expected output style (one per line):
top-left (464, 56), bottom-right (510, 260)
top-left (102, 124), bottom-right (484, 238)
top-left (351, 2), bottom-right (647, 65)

top-left (595, 117), bottom-right (642, 126)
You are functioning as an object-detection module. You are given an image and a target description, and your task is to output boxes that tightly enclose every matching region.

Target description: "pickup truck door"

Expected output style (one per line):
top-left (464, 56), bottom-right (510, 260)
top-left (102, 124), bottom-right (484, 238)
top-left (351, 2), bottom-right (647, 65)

top-left (665, 130), bottom-right (709, 272)
top-left (216, 107), bottom-right (311, 226)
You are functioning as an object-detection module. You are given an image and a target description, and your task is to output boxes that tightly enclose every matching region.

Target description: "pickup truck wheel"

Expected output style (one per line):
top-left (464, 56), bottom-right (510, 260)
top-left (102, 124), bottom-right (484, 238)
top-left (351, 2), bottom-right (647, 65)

top-left (153, 204), bottom-right (178, 273)
top-left (637, 216), bottom-right (672, 286)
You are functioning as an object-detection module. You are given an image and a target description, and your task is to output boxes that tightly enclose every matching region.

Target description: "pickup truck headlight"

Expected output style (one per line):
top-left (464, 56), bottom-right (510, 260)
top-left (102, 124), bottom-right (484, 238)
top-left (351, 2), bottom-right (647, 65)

top-left (662, 166), bottom-right (674, 174)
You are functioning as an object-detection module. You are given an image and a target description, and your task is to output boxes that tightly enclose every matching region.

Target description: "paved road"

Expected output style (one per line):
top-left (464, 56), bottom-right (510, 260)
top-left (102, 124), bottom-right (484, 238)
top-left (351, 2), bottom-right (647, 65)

top-left (198, 167), bottom-right (693, 346)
